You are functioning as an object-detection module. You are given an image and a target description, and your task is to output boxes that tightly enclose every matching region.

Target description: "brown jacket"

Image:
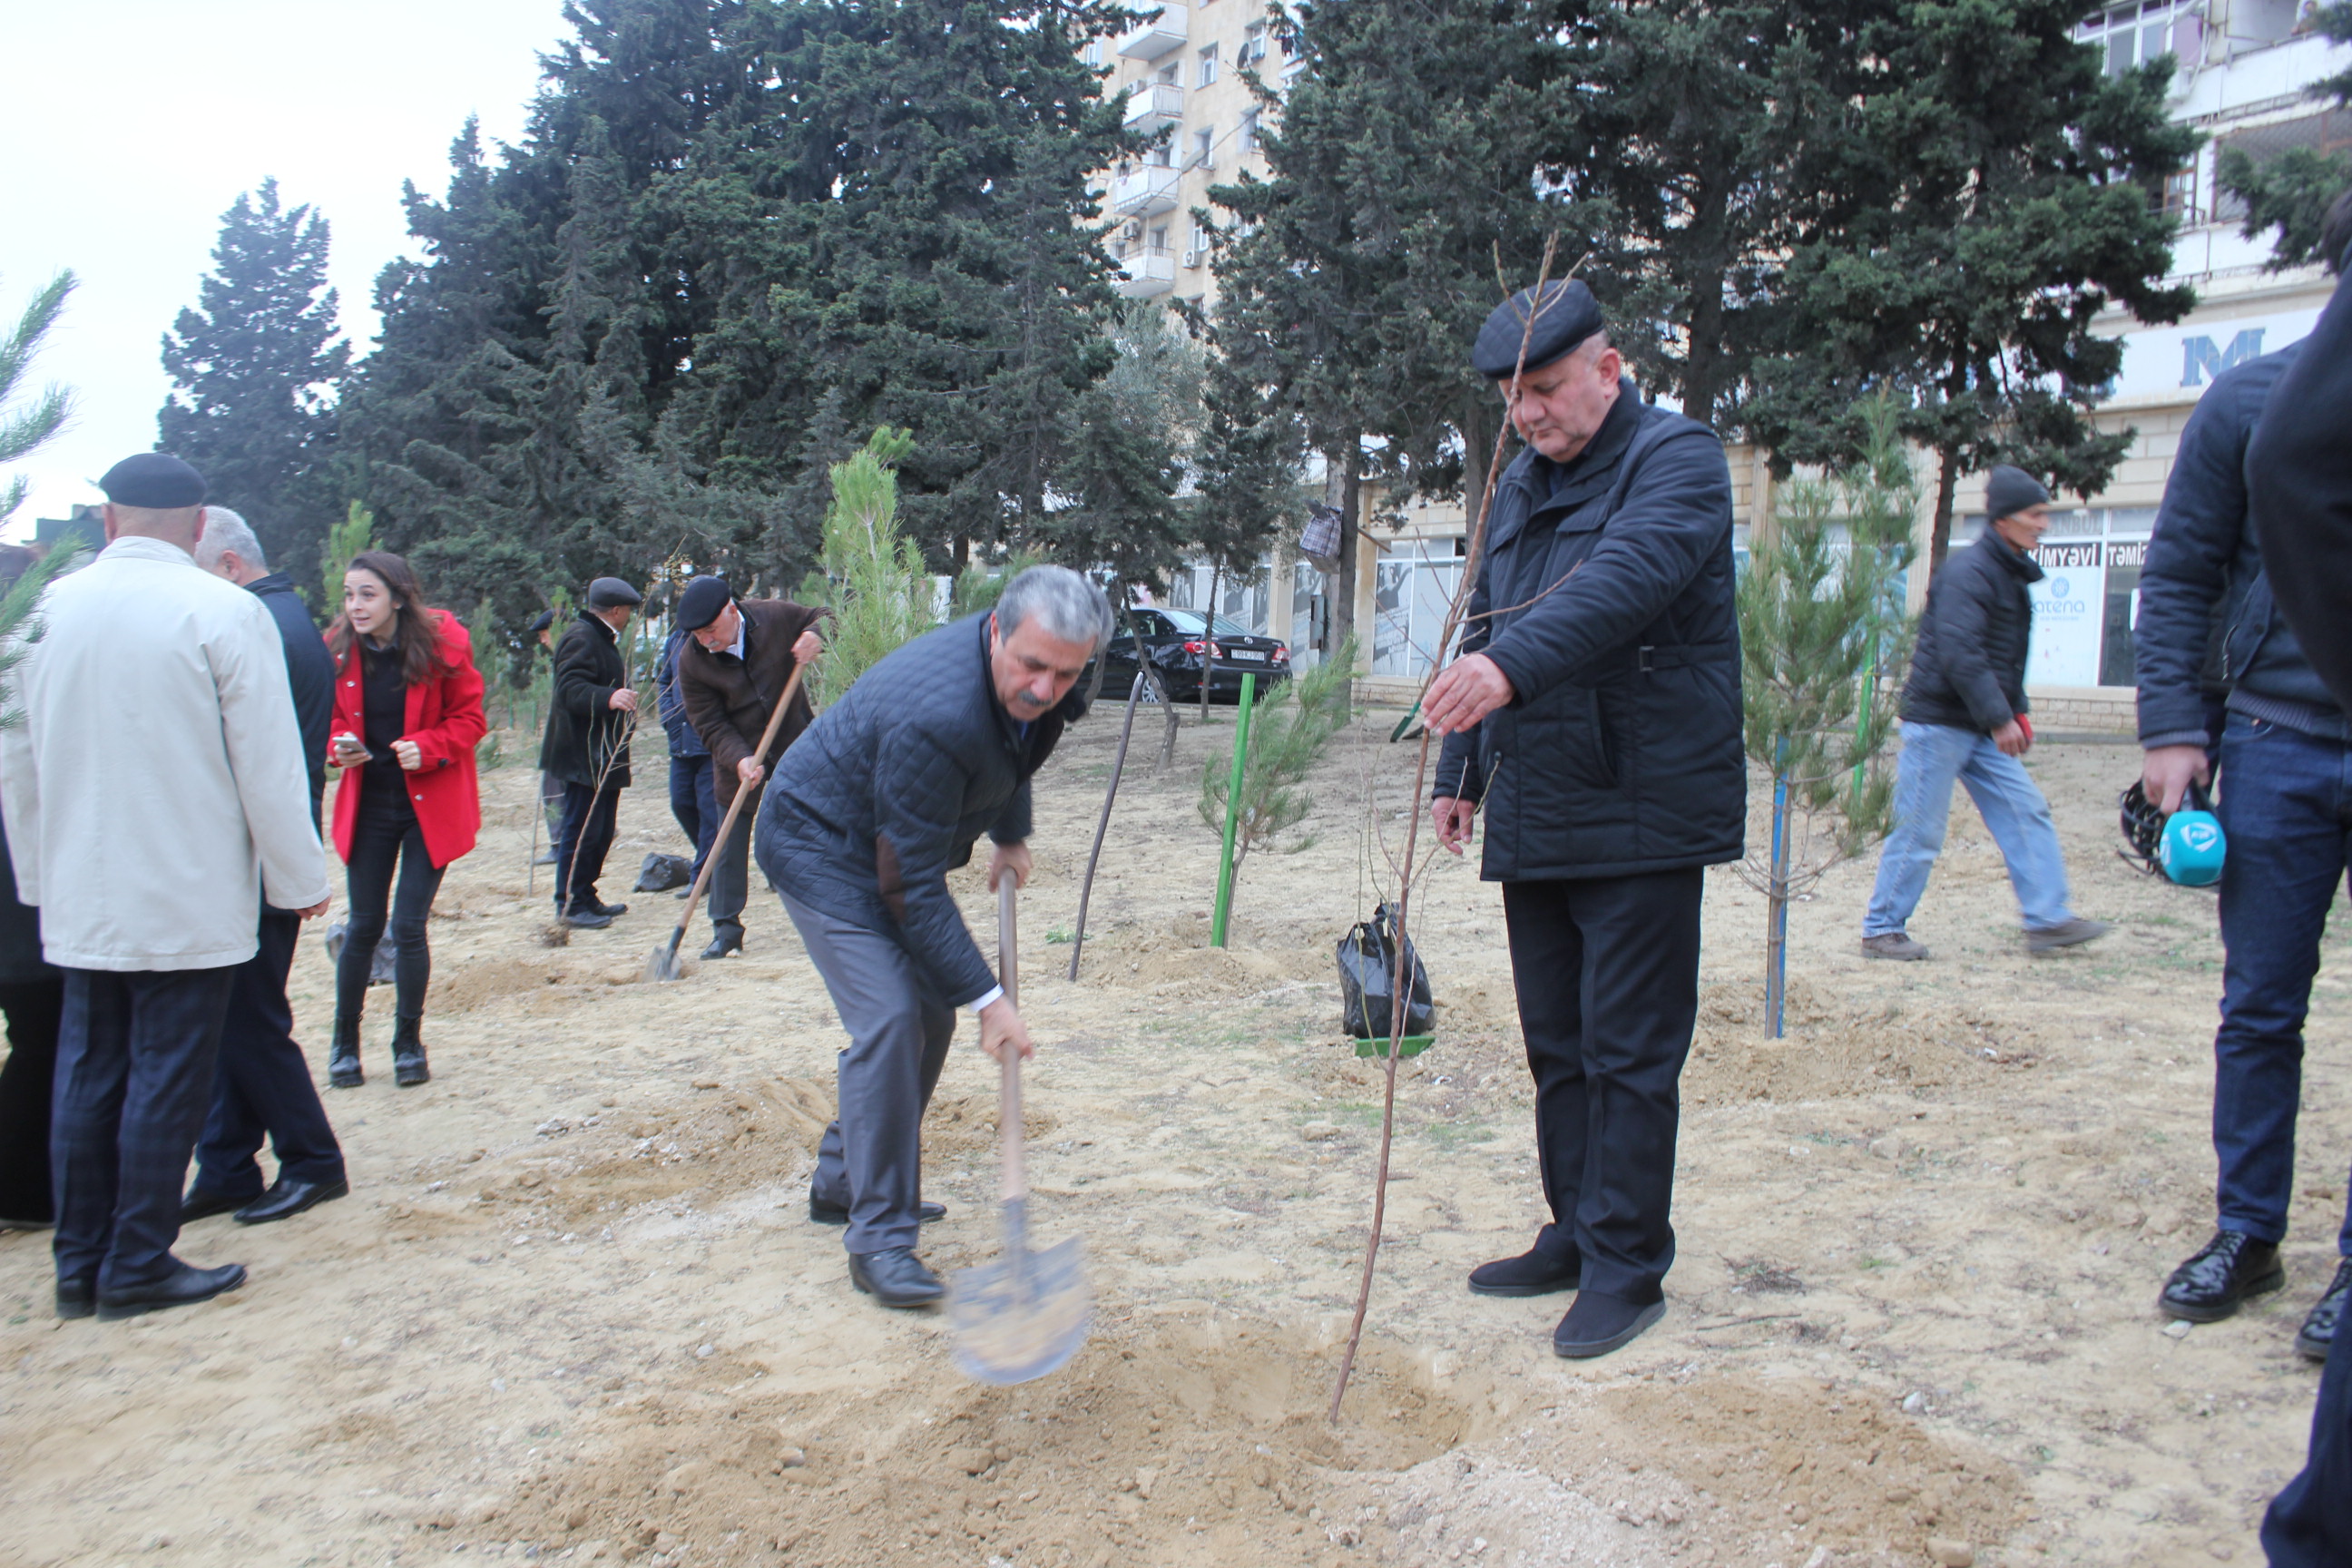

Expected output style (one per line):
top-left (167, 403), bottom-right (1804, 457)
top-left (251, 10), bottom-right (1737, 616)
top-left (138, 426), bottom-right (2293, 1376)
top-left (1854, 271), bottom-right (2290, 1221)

top-left (678, 598), bottom-right (823, 807)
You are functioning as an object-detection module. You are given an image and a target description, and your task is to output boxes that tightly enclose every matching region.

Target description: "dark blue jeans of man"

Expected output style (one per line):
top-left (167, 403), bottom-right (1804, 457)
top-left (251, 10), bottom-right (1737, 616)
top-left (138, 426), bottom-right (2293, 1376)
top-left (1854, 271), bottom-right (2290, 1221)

top-left (51, 965), bottom-right (238, 1293)
top-left (554, 779), bottom-right (622, 914)
top-left (2263, 1309), bottom-right (2352, 1564)
top-left (669, 753), bottom-right (718, 881)
top-left (2210, 714), bottom-right (2352, 1254)
top-left (193, 911), bottom-right (346, 1202)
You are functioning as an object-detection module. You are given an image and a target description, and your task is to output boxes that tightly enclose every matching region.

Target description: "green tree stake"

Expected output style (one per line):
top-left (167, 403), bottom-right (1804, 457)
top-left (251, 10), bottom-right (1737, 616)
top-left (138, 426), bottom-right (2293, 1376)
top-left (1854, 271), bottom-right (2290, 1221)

top-left (1210, 671), bottom-right (1258, 947)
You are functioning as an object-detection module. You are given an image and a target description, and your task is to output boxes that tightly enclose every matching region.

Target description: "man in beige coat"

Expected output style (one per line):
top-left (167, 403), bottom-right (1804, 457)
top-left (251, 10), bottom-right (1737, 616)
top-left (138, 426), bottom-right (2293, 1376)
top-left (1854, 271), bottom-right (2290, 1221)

top-left (0, 454), bottom-right (330, 1320)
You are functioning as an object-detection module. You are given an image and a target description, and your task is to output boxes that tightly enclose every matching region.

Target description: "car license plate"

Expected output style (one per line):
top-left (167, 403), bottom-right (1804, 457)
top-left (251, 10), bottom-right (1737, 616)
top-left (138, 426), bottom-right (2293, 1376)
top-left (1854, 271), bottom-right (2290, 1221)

top-left (1228, 649), bottom-right (1267, 662)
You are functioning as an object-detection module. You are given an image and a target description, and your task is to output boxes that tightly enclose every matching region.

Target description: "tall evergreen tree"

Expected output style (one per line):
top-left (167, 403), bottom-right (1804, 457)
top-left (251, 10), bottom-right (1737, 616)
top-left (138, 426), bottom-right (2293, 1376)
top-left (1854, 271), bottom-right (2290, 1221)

top-left (159, 179), bottom-right (350, 596)
top-left (1744, 0), bottom-right (2199, 565)
top-left (1, 270), bottom-right (76, 527)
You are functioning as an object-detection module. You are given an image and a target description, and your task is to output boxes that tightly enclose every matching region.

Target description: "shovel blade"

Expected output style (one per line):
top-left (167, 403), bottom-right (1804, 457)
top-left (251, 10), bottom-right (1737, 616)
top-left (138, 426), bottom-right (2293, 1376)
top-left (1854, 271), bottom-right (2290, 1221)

top-left (948, 1235), bottom-right (1090, 1386)
top-left (642, 939), bottom-right (686, 984)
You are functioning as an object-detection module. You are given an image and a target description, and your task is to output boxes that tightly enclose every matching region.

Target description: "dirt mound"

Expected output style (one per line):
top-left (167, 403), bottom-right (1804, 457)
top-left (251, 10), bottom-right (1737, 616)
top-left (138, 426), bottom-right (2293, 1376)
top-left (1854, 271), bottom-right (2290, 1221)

top-left (493, 1319), bottom-right (1473, 1566)
top-left (1127, 941), bottom-right (1332, 999)
top-left (1686, 979), bottom-right (2039, 1103)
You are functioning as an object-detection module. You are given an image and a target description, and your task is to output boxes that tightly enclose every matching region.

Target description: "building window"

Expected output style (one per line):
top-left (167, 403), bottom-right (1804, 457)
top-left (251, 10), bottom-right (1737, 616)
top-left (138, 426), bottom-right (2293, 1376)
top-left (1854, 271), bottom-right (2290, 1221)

top-left (1197, 44), bottom-right (1219, 87)
top-left (1193, 126), bottom-right (1215, 168)
top-left (2161, 163), bottom-right (2199, 222)
top-left (1240, 108), bottom-right (1260, 152)
top-left (1081, 39), bottom-right (1103, 66)
top-left (1240, 23), bottom-right (1268, 63)
top-left (2076, 3), bottom-right (2186, 76)
top-left (1148, 225), bottom-right (1171, 256)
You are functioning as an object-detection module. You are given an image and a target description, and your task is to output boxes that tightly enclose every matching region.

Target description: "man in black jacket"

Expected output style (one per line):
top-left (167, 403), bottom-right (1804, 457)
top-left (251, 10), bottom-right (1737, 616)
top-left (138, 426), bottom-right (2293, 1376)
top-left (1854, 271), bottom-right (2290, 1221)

top-left (1425, 281), bottom-right (1745, 1360)
top-left (1859, 469), bottom-right (2109, 961)
top-left (2137, 201), bottom-right (2352, 1364)
top-left (755, 565), bottom-right (1106, 1309)
top-left (2241, 190), bottom-right (2352, 1568)
top-left (539, 578), bottom-right (642, 927)
top-left (184, 509), bottom-right (348, 1226)
top-left (675, 576), bottom-right (824, 960)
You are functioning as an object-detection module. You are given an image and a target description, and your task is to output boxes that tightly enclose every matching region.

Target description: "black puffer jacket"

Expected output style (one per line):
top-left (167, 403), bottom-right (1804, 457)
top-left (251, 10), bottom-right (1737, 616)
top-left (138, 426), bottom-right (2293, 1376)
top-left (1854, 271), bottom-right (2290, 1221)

top-left (2137, 342), bottom-right (2343, 745)
top-left (1900, 530), bottom-right (2040, 734)
top-left (538, 610), bottom-right (633, 789)
top-left (1435, 386), bottom-right (1746, 880)
top-left (755, 613), bottom-right (1083, 1006)
top-left (2251, 262), bottom-right (2352, 711)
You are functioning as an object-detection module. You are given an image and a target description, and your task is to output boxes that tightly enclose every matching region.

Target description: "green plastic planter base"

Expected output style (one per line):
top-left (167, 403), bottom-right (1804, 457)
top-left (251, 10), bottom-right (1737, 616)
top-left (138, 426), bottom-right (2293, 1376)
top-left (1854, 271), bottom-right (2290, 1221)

top-left (1352, 1034), bottom-right (1435, 1060)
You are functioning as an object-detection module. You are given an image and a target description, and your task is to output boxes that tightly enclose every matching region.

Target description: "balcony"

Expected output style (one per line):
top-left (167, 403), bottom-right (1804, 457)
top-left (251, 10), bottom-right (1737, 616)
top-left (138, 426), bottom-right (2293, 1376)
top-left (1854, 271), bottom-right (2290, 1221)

top-left (1111, 164), bottom-right (1181, 218)
top-left (1117, 249), bottom-right (1177, 299)
top-left (1122, 82), bottom-right (1184, 135)
top-left (1115, 5), bottom-right (1188, 61)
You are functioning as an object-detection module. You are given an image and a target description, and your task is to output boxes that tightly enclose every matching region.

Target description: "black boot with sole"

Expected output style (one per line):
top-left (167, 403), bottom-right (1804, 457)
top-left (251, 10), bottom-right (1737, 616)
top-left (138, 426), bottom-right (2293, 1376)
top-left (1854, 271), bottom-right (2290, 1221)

top-left (328, 1014), bottom-right (363, 1089)
top-left (391, 1015), bottom-right (430, 1087)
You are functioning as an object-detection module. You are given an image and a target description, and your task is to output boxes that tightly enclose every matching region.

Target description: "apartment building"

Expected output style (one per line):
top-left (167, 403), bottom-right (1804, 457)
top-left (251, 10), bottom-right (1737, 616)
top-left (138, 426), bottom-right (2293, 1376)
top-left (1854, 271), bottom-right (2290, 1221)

top-left (1098, 3), bottom-right (2352, 716)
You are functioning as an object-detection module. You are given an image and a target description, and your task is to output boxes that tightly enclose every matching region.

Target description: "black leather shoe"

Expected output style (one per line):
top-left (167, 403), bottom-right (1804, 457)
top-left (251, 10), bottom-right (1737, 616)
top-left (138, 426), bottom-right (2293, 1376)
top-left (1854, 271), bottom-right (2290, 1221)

top-left (391, 1017), bottom-right (430, 1087)
top-left (2296, 1259), bottom-right (2352, 1363)
top-left (235, 1177), bottom-right (349, 1225)
top-left (328, 1013), bottom-right (363, 1089)
top-left (181, 1186), bottom-right (258, 1224)
top-left (55, 1277), bottom-right (94, 1319)
top-left (701, 924), bottom-right (744, 960)
top-left (561, 906), bottom-right (613, 929)
top-left (1553, 1291), bottom-right (1667, 1358)
top-left (95, 1261), bottom-right (248, 1320)
top-left (811, 1196), bottom-right (946, 1226)
top-left (1469, 1243), bottom-right (1582, 1298)
top-left (2161, 1230), bottom-right (2286, 1322)
top-left (593, 899), bottom-right (629, 918)
top-left (848, 1246), bottom-right (946, 1308)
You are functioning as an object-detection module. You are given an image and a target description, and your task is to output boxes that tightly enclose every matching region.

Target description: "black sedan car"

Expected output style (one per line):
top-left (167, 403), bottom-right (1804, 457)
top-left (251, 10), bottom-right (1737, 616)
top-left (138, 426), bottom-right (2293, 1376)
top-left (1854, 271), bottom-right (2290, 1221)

top-left (1097, 607), bottom-right (1290, 704)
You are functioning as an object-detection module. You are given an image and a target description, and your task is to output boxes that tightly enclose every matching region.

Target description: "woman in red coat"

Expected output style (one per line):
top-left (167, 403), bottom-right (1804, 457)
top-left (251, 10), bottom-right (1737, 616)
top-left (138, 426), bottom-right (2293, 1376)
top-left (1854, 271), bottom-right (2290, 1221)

top-left (324, 551), bottom-right (485, 1089)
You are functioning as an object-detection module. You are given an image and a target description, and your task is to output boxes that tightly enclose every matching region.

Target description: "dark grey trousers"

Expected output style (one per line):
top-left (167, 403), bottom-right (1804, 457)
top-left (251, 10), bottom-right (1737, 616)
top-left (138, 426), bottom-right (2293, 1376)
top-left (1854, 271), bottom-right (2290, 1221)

top-left (710, 784), bottom-right (760, 933)
top-left (779, 891), bottom-right (955, 1254)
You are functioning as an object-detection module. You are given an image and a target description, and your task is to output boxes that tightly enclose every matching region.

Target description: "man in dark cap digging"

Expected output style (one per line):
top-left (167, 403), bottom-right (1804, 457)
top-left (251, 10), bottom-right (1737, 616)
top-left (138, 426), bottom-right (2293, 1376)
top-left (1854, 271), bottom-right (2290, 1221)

top-left (672, 576), bottom-right (824, 959)
top-left (1423, 280), bottom-right (1745, 1358)
top-left (539, 577), bottom-right (643, 927)
top-left (1858, 467), bottom-right (2110, 961)
top-left (0, 453), bottom-right (330, 1318)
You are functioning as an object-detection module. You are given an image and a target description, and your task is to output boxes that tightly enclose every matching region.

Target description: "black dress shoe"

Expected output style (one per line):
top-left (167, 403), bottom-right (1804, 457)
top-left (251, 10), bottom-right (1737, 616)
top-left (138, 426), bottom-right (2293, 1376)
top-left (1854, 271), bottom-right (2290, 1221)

top-left (810, 1196), bottom-right (946, 1226)
top-left (1469, 1243), bottom-right (1582, 1298)
top-left (848, 1246), bottom-right (946, 1308)
top-left (1553, 1291), bottom-right (1667, 1358)
top-left (95, 1261), bottom-right (248, 1320)
top-left (2161, 1230), bottom-right (2286, 1322)
top-left (235, 1177), bottom-right (350, 1226)
top-left (701, 924), bottom-right (744, 960)
top-left (2296, 1259), bottom-right (2352, 1363)
top-left (561, 906), bottom-right (613, 929)
top-left (181, 1186), bottom-right (259, 1224)
top-left (55, 1277), bottom-right (94, 1319)
top-left (593, 899), bottom-right (629, 918)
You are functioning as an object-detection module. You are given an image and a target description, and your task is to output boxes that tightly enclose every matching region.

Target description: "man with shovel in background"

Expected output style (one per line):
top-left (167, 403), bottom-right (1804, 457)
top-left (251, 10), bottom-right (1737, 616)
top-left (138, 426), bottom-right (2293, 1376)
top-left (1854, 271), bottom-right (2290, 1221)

top-left (673, 575), bottom-right (823, 960)
top-left (754, 564), bottom-right (1108, 1309)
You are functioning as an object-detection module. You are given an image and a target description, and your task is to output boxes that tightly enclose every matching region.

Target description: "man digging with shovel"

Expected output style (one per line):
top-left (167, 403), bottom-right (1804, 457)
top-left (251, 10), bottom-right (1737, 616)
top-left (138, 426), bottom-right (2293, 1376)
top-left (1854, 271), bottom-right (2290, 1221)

top-left (754, 565), bottom-right (1107, 1309)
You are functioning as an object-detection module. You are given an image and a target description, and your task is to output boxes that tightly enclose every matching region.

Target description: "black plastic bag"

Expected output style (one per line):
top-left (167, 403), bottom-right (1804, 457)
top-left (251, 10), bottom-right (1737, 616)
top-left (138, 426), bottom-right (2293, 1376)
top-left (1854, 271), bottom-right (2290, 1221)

top-left (1338, 902), bottom-right (1435, 1056)
top-left (634, 852), bottom-right (694, 893)
top-left (323, 919), bottom-right (397, 986)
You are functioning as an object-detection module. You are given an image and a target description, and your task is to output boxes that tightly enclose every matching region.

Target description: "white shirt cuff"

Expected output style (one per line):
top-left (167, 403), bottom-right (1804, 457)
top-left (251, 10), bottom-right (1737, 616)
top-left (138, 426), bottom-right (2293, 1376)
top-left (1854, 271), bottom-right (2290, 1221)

top-left (967, 985), bottom-right (1004, 1015)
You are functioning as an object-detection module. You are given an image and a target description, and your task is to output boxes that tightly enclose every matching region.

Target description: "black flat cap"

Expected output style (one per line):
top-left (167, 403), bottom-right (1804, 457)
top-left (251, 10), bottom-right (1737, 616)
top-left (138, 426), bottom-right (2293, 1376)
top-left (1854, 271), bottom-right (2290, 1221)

top-left (1472, 279), bottom-right (1605, 380)
top-left (528, 609), bottom-right (555, 634)
top-left (674, 575), bottom-right (734, 632)
top-left (98, 452), bottom-right (206, 509)
top-left (586, 576), bottom-right (643, 609)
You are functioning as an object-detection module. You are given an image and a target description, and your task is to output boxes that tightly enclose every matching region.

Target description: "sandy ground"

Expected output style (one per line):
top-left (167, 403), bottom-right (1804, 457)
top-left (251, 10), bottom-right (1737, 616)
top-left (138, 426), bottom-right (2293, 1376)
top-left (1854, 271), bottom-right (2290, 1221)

top-left (3, 707), bottom-right (2348, 1568)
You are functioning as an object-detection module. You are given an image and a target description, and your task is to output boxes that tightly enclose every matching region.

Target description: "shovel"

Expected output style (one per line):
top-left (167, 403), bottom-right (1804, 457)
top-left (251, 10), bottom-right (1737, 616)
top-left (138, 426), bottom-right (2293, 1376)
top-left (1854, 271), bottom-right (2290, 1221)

top-left (949, 879), bottom-right (1091, 1384)
top-left (643, 662), bottom-right (808, 983)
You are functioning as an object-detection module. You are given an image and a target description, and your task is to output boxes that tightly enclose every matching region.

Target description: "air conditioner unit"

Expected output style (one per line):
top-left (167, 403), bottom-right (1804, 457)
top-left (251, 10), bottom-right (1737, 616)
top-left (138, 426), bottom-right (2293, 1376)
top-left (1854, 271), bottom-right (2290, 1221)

top-left (1182, 244), bottom-right (1205, 268)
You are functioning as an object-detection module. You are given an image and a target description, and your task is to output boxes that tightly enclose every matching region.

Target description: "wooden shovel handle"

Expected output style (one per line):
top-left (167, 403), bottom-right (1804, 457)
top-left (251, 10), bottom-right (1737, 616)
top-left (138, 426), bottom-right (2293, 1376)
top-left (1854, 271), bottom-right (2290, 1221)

top-left (671, 661), bottom-right (808, 939)
top-left (998, 878), bottom-right (1024, 1204)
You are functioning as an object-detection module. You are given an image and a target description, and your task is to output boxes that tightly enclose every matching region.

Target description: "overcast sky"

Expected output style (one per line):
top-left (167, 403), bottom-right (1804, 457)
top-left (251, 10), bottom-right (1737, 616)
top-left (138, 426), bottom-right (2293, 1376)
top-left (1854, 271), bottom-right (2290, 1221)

top-left (2, 0), bottom-right (574, 540)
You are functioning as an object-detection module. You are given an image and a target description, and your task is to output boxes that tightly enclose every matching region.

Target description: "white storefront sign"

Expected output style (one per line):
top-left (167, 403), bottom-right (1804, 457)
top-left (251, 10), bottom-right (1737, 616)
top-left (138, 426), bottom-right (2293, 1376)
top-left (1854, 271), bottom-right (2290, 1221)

top-left (2106, 309), bottom-right (2321, 404)
top-left (2027, 542), bottom-right (2105, 688)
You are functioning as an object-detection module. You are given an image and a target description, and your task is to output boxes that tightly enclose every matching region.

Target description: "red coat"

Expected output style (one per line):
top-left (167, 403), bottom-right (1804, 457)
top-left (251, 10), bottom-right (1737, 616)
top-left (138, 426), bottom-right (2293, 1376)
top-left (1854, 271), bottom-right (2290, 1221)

top-left (328, 610), bottom-right (487, 869)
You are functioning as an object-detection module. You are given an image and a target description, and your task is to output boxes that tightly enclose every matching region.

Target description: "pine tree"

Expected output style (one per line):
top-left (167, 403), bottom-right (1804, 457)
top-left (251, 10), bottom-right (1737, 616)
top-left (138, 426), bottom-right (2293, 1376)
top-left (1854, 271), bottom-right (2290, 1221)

top-left (1744, 0), bottom-right (2199, 566)
top-left (813, 426), bottom-right (931, 705)
top-left (159, 179), bottom-right (350, 593)
top-left (2215, 1), bottom-right (2352, 270)
top-left (0, 270), bottom-right (75, 527)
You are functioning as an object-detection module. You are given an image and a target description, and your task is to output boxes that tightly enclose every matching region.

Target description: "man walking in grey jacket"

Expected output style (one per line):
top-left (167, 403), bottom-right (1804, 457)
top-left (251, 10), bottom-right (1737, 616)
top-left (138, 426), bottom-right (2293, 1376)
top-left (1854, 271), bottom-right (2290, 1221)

top-left (1859, 467), bottom-right (2109, 960)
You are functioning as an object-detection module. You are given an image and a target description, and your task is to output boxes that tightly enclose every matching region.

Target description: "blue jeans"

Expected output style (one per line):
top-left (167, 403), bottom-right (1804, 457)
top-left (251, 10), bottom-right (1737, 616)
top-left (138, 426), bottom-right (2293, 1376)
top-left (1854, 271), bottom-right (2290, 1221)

top-left (2210, 713), bottom-right (2352, 1251)
top-left (669, 754), bottom-right (718, 881)
top-left (1863, 720), bottom-right (2074, 936)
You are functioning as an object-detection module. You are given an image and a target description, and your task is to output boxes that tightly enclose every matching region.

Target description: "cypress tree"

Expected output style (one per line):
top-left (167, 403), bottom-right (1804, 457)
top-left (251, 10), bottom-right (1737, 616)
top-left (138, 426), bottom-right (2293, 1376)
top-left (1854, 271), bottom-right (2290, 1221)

top-left (159, 179), bottom-right (350, 597)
